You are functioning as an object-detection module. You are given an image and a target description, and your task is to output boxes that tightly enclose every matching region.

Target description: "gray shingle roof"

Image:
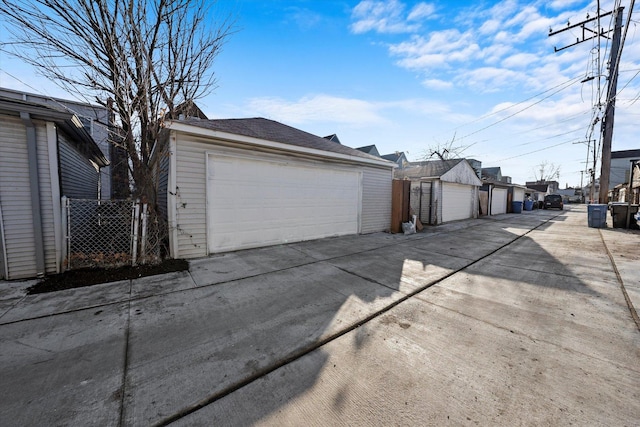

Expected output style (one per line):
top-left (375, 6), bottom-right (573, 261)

top-left (381, 152), bottom-right (403, 162)
top-left (178, 117), bottom-right (387, 163)
top-left (398, 159), bottom-right (464, 178)
top-left (482, 167), bottom-right (501, 176)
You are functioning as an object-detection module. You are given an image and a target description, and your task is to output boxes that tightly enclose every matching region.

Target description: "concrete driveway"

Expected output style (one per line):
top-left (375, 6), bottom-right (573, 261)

top-left (0, 206), bottom-right (638, 426)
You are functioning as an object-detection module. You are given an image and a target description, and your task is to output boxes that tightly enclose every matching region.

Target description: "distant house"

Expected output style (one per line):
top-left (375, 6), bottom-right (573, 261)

top-left (356, 145), bottom-right (380, 157)
top-left (323, 134), bottom-right (342, 144)
top-left (396, 159), bottom-right (482, 225)
top-left (526, 180), bottom-right (559, 194)
top-left (381, 151), bottom-right (409, 169)
top-left (0, 96), bottom-right (108, 279)
top-left (155, 117), bottom-right (395, 258)
top-left (482, 167), bottom-right (502, 182)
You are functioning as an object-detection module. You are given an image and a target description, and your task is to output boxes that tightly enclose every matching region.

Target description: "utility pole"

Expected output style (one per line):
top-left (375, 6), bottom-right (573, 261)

top-left (598, 7), bottom-right (624, 203)
top-left (549, 7), bottom-right (624, 203)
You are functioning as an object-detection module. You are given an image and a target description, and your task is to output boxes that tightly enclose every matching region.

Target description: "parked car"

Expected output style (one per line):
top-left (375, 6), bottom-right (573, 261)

top-left (544, 194), bottom-right (563, 210)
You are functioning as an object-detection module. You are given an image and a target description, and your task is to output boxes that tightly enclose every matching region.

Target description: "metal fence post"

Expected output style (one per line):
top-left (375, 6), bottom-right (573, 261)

top-left (131, 200), bottom-right (140, 266)
top-left (62, 196), bottom-right (69, 271)
top-left (140, 203), bottom-right (148, 265)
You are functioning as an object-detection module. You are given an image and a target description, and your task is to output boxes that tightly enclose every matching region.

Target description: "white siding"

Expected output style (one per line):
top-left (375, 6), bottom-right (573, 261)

top-left (0, 116), bottom-right (58, 278)
top-left (35, 120), bottom-right (57, 275)
top-left (0, 116), bottom-right (36, 278)
top-left (174, 135), bottom-right (214, 259)
top-left (361, 167), bottom-right (392, 233)
top-left (513, 188), bottom-right (525, 202)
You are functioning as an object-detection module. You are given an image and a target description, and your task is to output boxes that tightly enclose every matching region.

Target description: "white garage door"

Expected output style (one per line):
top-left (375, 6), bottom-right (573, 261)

top-left (491, 188), bottom-right (508, 215)
top-left (207, 154), bottom-right (360, 253)
top-left (442, 183), bottom-right (472, 222)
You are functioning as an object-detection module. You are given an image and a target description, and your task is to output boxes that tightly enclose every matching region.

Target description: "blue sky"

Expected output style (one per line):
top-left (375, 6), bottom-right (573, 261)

top-left (1, 0), bottom-right (639, 186)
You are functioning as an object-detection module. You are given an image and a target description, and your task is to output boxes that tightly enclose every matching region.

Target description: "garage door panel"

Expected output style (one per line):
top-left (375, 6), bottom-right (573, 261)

top-left (207, 155), bottom-right (359, 253)
top-left (491, 188), bottom-right (508, 215)
top-left (442, 183), bottom-right (472, 223)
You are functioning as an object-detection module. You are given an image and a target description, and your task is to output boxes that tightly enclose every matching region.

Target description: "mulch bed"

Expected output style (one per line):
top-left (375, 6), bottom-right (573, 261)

top-left (27, 259), bottom-right (189, 295)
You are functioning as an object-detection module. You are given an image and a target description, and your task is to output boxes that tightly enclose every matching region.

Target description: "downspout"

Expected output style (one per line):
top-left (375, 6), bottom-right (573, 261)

top-left (21, 112), bottom-right (46, 276)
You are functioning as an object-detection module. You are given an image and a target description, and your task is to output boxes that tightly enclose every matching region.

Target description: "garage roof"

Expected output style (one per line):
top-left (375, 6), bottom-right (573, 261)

top-left (171, 117), bottom-right (393, 167)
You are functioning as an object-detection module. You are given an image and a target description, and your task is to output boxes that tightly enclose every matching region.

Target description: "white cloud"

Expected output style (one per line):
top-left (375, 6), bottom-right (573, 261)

top-left (245, 94), bottom-right (387, 126)
top-left (349, 0), bottom-right (438, 34)
top-left (350, 0), bottom-right (419, 34)
top-left (407, 3), bottom-right (436, 21)
top-left (459, 67), bottom-right (531, 93)
top-left (502, 52), bottom-right (539, 68)
top-left (421, 78), bottom-right (453, 90)
top-left (389, 29), bottom-right (480, 71)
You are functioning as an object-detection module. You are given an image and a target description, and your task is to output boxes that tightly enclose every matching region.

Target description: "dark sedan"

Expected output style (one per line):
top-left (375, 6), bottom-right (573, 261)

top-left (543, 194), bottom-right (563, 210)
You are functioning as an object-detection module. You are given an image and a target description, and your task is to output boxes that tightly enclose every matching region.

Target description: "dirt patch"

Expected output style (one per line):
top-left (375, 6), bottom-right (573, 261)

top-left (27, 259), bottom-right (189, 295)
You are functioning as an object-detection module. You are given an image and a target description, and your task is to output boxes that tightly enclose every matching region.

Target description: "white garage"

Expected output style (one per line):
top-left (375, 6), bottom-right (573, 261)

top-left (206, 153), bottom-right (360, 252)
top-left (442, 183), bottom-right (474, 222)
top-left (397, 159), bottom-right (482, 225)
top-left (490, 187), bottom-right (508, 215)
top-left (160, 117), bottom-right (394, 258)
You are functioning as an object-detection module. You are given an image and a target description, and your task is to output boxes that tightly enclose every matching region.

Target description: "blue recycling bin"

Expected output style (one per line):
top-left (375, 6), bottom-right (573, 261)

top-left (511, 201), bottom-right (523, 213)
top-left (587, 204), bottom-right (607, 228)
top-left (524, 200), bottom-right (534, 211)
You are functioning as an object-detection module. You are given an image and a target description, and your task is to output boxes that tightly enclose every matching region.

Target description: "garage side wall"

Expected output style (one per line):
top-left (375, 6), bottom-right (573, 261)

top-left (0, 116), bottom-right (58, 278)
top-left (360, 167), bottom-right (392, 233)
top-left (174, 134), bottom-right (209, 259)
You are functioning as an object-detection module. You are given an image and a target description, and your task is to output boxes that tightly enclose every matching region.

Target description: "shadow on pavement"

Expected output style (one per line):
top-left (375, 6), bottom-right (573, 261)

top-left (1, 206), bottom-right (625, 426)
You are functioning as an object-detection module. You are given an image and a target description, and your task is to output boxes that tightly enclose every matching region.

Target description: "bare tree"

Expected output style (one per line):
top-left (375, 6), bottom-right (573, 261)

top-left (0, 0), bottom-right (233, 203)
top-left (423, 133), bottom-right (466, 161)
top-left (533, 161), bottom-right (561, 182)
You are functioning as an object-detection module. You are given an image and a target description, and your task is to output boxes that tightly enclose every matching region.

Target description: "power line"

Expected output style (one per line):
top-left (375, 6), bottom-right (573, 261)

top-left (456, 76), bottom-right (583, 141)
top-left (494, 139), bottom-right (577, 162)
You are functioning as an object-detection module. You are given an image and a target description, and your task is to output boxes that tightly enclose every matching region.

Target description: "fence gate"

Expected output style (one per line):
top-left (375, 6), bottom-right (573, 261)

top-left (409, 181), bottom-right (432, 225)
top-left (63, 198), bottom-right (161, 270)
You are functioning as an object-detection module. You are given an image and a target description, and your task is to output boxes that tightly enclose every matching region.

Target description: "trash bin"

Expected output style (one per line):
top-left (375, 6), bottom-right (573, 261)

top-left (511, 201), bottom-right (523, 213)
top-left (610, 203), bottom-right (640, 229)
top-left (524, 200), bottom-right (534, 211)
top-left (587, 204), bottom-right (607, 228)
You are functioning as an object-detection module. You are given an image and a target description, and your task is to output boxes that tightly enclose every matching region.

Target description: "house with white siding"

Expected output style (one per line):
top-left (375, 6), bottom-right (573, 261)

top-left (155, 117), bottom-right (394, 259)
top-left (0, 96), bottom-right (108, 279)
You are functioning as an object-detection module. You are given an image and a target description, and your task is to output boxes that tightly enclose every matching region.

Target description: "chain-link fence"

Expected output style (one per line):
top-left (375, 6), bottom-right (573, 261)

top-left (63, 198), bottom-right (164, 270)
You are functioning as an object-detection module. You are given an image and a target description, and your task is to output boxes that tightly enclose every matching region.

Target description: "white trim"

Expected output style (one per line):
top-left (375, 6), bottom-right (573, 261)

top-left (357, 171), bottom-right (363, 234)
top-left (0, 202), bottom-right (8, 279)
top-left (46, 122), bottom-right (62, 273)
top-left (168, 131), bottom-right (179, 258)
top-left (167, 121), bottom-right (394, 169)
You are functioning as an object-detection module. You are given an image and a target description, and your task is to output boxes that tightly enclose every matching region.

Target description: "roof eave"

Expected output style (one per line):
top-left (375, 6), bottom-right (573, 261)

top-left (167, 121), bottom-right (395, 168)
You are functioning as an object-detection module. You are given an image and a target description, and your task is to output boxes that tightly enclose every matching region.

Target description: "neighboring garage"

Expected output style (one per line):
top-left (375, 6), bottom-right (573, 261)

top-left (481, 181), bottom-right (528, 215)
top-left (158, 117), bottom-right (394, 258)
top-left (400, 159), bottom-right (482, 225)
top-left (490, 187), bottom-right (508, 215)
top-left (442, 182), bottom-right (475, 222)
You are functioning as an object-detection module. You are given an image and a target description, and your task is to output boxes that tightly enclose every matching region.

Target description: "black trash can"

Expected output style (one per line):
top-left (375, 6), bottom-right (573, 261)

top-left (610, 203), bottom-right (640, 229)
